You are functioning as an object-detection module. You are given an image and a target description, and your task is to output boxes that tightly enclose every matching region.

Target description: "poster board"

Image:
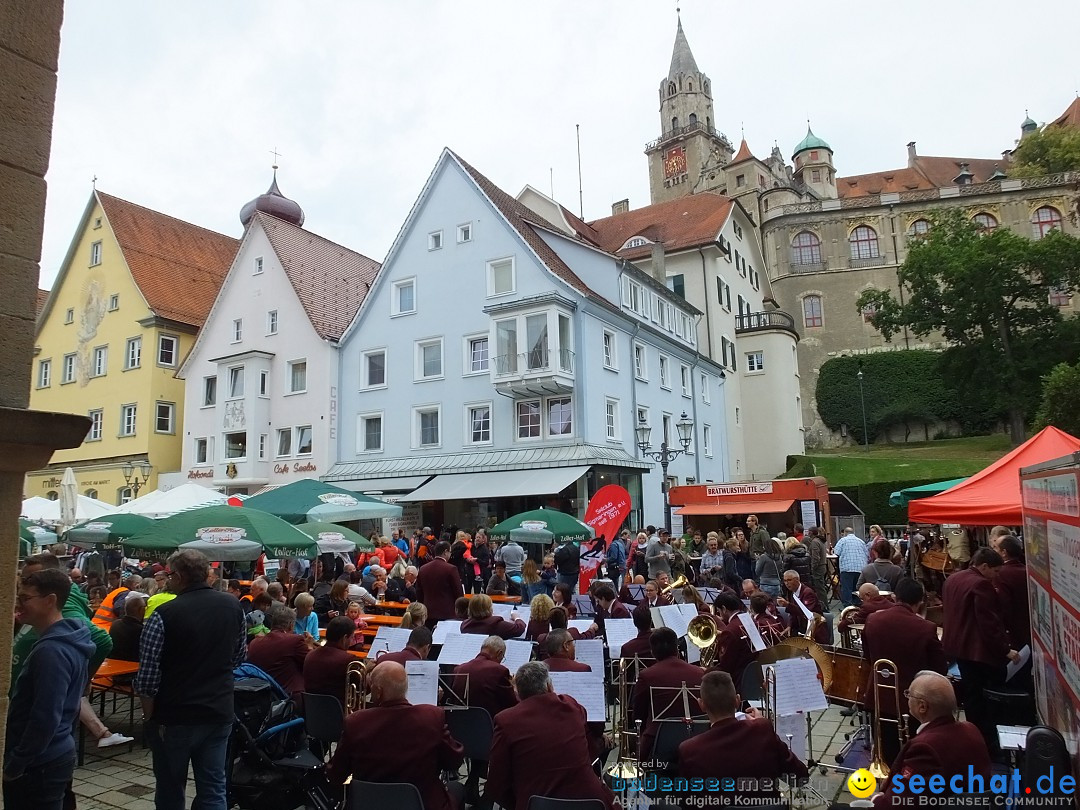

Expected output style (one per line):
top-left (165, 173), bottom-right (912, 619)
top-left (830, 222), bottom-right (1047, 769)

top-left (1020, 456), bottom-right (1080, 784)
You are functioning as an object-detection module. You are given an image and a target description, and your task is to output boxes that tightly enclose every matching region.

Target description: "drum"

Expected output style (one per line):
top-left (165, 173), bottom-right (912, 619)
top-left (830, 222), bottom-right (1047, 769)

top-left (826, 645), bottom-right (866, 706)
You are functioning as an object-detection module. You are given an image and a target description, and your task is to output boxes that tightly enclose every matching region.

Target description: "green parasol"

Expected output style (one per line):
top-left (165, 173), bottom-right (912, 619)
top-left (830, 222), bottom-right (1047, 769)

top-left (243, 478), bottom-right (401, 524)
top-left (292, 522), bottom-right (374, 554)
top-left (19, 519), bottom-right (57, 550)
top-left (122, 504), bottom-right (319, 562)
top-left (490, 508), bottom-right (594, 544)
top-left (65, 513), bottom-right (157, 549)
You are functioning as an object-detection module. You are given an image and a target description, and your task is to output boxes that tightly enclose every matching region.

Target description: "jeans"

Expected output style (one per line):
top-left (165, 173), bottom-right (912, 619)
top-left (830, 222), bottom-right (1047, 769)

top-left (759, 582), bottom-right (780, 598)
top-left (3, 752), bottom-right (75, 810)
top-left (839, 571), bottom-right (860, 607)
top-left (557, 573), bottom-right (579, 593)
top-left (147, 720), bottom-right (232, 810)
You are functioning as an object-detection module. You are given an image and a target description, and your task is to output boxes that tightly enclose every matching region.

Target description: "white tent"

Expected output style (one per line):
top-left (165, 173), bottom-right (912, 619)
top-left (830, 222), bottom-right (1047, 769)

top-left (113, 482), bottom-right (228, 519)
top-left (21, 494), bottom-right (113, 523)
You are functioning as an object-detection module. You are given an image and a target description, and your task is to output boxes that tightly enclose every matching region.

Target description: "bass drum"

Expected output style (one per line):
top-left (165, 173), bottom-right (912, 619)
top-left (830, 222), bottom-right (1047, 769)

top-left (824, 645), bottom-right (866, 706)
top-left (757, 637), bottom-right (833, 694)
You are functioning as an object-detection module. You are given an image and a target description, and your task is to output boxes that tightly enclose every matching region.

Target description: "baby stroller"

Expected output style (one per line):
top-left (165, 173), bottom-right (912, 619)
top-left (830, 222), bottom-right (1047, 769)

top-left (228, 664), bottom-right (337, 810)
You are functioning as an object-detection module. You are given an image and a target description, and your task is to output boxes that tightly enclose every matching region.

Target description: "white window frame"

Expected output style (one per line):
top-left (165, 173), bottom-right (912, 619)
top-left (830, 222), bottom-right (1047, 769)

top-left (194, 437), bottom-right (209, 465)
top-left (118, 487), bottom-right (134, 505)
top-left (64, 308), bottom-right (74, 325)
top-left (286, 358), bottom-right (308, 395)
top-left (108, 294), bottom-right (119, 312)
top-left (125, 337), bottom-right (141, 370)
top-left (157, 334), bottom-right (179, 368)
top-left (362, 348), bottom-right (388, 389)
top-left (466, 401), bottom-right (493, 446)
top-left (266, 310), bottom-right (278, 335)
top-left (357, 411), bottom-right (384, 454)
top-left (461, 334), bottom-right (489, 375)
top-left (487, 257), bottom-right (516, 298)
top-left (257, 434), bottom-right (266, 460)
top-left (516, 399), bottom-right (542, 441)
top-left (276, 427), bottom-right (292, 458)
top-left (224, 431), bottom-right (247, 461)
top-left (155, 401), bottom-right (175, 434)
top-left (746, 351), bottom-right (765, 373)
top-left (86, 409), bottom-right (103, 442)
top-left (391, 277), bottom-right (416, 316)
top-left (605, 398), bottom-right (620, 442)
top-left (254, 256), bottom-right (264, 275)
top-left (259, 369), bottom-right (269, 398)
top-left (92, 346), bottom-right (107, 378)
top-left (703, 424), bottom-right (713, 457)
top-left (658, 354), bottom-right (671, 390)
top-left (547, 396), bottom-right (574, 438)
top-left (295, 425), bottom-right (313, 456)
top-left (633, 342), bottom-right (648, 381)
top-left (457, 223), bottom-right (473, 244)
top-left (120, 404), bottom-right (137, 437)
top-left (680, 364), bottom-right (691, 398)
top-left (701, 373), bottom-right (711, 404)
top-left (61, 353), bottom-right (76, 384)
top-left (201, 374), bottom-right (216, 406)
top-left (414, 337), bottom-right (444, 381)
top-left (232, 319), bottom-right (243, 343)
top-left (602, 329), bottom-right (618, 370)
top-left (227, 365), bottom-right (245, 399)
top-left (37, 359), bottom-right (51, 389)
top-left (414, 405), bottom-right (442, 449)
top-left (90, 240), bottom-right (102, 266)
top-left (428, 231), bottom-right (443, 251)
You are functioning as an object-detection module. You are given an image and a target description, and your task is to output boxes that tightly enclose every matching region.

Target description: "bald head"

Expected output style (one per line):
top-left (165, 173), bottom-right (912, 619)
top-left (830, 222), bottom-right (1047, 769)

top-left (908, 671), bottom-right (956, 722)
top-left (369, 661), bottom-right (408, 704)
top-left (858, 583), bottom-right (880, 601)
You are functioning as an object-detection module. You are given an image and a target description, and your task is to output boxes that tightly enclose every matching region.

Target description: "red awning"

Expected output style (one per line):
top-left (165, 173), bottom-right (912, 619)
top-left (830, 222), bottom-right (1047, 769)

top-left (675, 498), bottom-right (795, 516)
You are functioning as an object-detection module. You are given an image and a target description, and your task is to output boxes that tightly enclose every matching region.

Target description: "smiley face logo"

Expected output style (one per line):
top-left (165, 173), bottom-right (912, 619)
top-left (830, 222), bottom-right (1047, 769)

top-left (847, 768), bottom-right (877, 798)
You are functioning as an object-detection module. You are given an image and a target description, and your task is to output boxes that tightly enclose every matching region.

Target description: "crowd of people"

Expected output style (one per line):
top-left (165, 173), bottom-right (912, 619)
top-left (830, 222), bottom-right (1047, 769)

top-left (5, 516), bottom-right (1034, 810)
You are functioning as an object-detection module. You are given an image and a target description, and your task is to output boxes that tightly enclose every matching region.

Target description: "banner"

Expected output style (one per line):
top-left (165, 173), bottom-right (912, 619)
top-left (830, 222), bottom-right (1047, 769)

top-left (580, 485), bottom-right (631, 592)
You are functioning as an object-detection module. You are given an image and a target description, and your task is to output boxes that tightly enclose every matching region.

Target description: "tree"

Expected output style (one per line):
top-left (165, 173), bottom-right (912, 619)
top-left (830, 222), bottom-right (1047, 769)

top-left (1034, 361), bottom-right (1080, 437)
top-left (857, 210), bottom-right (1080, 444)
top-left (1010, 125), bottom-right (1080, 178)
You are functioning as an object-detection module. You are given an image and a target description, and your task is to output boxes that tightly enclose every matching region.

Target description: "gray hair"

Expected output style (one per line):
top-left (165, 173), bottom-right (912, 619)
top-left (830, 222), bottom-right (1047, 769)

top-left (544, 628), bottom-right (572, 657)
top-left (267, 605), bottom-right (296, 631)
top-left (481, 635), bottom-right (506, 657)
top-left (294, 592), bottom-right (315, 610)
top-left (405, 565), bottom-right (418, 576)
top-left (514, 661), bottom-right (551, 699)
top-left (168, 550), bottom-right (210, 585)
top-left (266, 582), bottom-right (284, 599)
top-left (783, 569), bottom-right (800, 582)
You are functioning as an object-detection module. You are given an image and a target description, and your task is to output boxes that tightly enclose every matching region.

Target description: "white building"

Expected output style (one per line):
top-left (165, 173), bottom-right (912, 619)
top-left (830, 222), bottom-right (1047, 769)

top-left (177, 176), bottom-right (379, 494)
top-left (326, 149), bottom-right (730, 532)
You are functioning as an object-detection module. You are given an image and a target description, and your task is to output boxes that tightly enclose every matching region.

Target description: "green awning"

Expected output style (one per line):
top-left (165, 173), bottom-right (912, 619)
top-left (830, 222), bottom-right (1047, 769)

top-left (888, 477), bottom-right (968, 508)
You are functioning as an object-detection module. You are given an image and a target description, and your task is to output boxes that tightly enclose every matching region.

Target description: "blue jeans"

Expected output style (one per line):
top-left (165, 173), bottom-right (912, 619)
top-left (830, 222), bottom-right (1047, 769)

top-left (840, 571), bottom-right (860, 607)
top-left (147, 720), bottom-right (232, 810)
top-left (557, 573), bottom-right (578, 593)
top-left (2, 752), bottom-right (74, 810)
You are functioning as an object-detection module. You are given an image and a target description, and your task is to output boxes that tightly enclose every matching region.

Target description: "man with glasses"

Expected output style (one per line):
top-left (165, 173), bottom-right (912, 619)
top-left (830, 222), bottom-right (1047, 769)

top-left (4, 569), bottom-right (94, 810)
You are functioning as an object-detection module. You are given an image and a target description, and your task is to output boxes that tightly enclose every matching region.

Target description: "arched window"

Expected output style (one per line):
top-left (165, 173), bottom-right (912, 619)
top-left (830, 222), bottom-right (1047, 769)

top-left (46, 490), bottom-right (58, 501)
top-left (706, 116), bottom-right (711, 131)
top-left (687, 81), bottom-right (693, 92)
top-left (908, 219), bottom-right (931, 236)
top-left (1049, 286), bottom-right (1072, 308)
top-left (671, 116), bottom-right (679, 132)
top-left (84, 488), bottom-right (98, 500)
top-left (802, 295), bottom-right (823, 328)
top-left (973, 212), bottom-right (998, 231)
top-left (688, 113), bottom-right (697, 125)
top-left (1032, 206), bottom-right (1062, 239)
top-left (668, 82), bottom-right (676, 97)
top-left (791, 231), bottom-right (822, 266)
top-left (849, 225), bottom-right (880, 260)
top-left (118, 487), bottom-right (134, 505)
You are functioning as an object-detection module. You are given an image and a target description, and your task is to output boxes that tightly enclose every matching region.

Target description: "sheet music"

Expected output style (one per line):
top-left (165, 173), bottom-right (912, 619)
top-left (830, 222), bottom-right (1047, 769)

top-left (549, 671), bottom-right (607, 722)
top-left (650, 607), bottom-right (664, 631)
top-left (574, 638), bottom-right (606, 675)
top-left (775, 711), bottom-right (808, 762)
top-left (491, 602), bottom-right (516, 619)
top-left (405, 660), bottom-right (439, 706)
top-left (685, 642), bottom-right (700, 664)
top-left (568, 619), bottom-right (595, 635)
top-left (620, 602), bottom-right (637, 615)
top-left (657, 604), bottom-right (692, 638)
top-left (997, 724), bottom-right (1030, 751)
top-left (1007, 645), bottom-right (1031, 682)
top-left (627, 585), bottom-right (645, 601)
top-left (573, 595), bottom-right (595, 616)
top-left (515, 605), bottom-right (531, 624)
top-left (604, 618), bottom-right (637, 657)
top-left (432, 621), bottom-right (462, 645)
top-left (501, 639), bottom-right (534, 676)
top-left (436, 633), bottom-right (485, 666)
top-left (737, 612), bottom-right (767, 652)
top-left (791, 591), bottom-right (814, 624)
top-left (369, 626), bottom-right (412, 658)
top-left (772, 657), bottom-right (829, 715)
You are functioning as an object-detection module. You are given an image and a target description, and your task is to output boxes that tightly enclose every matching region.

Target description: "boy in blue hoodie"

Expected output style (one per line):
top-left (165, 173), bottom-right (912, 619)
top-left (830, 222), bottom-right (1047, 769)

top-left (4, 568), bottom-right (94, 810)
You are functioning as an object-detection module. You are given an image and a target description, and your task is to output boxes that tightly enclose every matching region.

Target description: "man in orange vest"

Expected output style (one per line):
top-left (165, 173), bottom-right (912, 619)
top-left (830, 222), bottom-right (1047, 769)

top-left (91, 581), bottom-right (129, 630)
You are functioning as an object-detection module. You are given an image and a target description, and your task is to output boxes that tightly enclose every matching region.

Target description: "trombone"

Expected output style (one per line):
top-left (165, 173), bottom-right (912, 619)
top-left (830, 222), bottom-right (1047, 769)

top-left (868, 658), bottom-right (910, 779)
top-left (605, 655), bottom-right (649, 787)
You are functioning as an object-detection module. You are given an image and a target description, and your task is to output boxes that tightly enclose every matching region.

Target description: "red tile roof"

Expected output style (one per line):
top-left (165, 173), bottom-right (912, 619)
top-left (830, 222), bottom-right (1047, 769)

top-left (586, 192), bottom-right (734, 260)
top-left (254, 212), bottom-right (380, 343)
top-left (731, 138), bottom-right (755, 163)
top-left (1051, 97), bottom-right (1080, 129)
top-left (36, 289), bottom-right (48, 316)
top-left (97, 192), bottom-right (239, 328)
top-left (837, 156), bottom-right (1004, 199)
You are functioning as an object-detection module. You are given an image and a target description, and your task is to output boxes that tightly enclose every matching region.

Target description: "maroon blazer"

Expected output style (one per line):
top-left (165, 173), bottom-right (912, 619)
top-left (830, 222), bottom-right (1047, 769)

top-left (839, 594), bottom-right (893, 632)
top-left (535, 626), bottom-right (595, 655)
top-left (862, 604), bottom-right (947, 713)
top-left (545, 655), bottom-right (592, 673)
top-left (328, 698), bottom-right (464, 810)
top-left (873, 716), bottom-right (991, 808)
top-left (302, 644), bottom-right (353, 708)
top-left (942, 567), bottom-right (1009, 665)
top-left (782, 584), bottom-right (826, 642)
top-left (246, 630), bottom-right (309, 699)
top-left (370, 645), bottom-right (423, 670)
top-left (604, 600), bottom-right (632, 620)
top-left (713, 612), bottom-right (755, 690)
top-left (525, 618), bottom-right (549, 641)
top-left (633, 656), bottom-right (705, 759)
top-left (753, 612), bottom-right (787, 645)
top-left (460, 614), bottom-right (526, 640)
top-left (995, 559), bottom-right (1031, 648)
top-left (619, 632), bottom-right (655, 661)
top-left (484, 692), bottom-right (615, 810)
top-left (415, 557), bottom-right (463, 625)
top-left (452, 652), bottom-right (517, 719)
top-left (679, 716), bottom-right (808, 789)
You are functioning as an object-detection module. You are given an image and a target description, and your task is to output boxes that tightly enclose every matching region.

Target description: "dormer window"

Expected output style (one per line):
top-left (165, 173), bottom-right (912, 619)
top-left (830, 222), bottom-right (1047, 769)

top-left (622, 236), bottom-right (650, 251)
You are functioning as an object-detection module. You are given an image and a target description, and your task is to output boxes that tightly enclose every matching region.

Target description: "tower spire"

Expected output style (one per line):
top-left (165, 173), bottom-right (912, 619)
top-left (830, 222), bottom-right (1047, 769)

top-left (669, 13), bottom-right (699, 77)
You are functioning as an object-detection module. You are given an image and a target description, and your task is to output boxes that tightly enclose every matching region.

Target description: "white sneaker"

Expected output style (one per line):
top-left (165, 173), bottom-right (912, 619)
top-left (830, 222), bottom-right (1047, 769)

top-left (98, 732), bottom-right (135, 748)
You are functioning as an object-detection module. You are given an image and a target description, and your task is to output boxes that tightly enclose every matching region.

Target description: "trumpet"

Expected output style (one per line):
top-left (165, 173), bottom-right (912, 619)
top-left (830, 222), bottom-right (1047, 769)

top-left (345, 659), bottom-right (368, 713)
top-left (660, 574), bottom-right (688, 596)
top-left (869, 658), bottom-right (910, 779)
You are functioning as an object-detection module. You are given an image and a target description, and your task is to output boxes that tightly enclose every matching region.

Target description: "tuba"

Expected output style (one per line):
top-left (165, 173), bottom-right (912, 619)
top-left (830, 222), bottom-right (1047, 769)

top-left (345, 659), bottom-right (368, 713)
top-left (869, 658), bottom-right (909, 779)
top-left (687, 615), bottom-right (720, 668)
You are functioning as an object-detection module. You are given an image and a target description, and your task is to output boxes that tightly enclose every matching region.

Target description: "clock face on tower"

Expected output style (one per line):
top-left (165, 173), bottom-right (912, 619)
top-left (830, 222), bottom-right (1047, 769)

top-left (664, 147), bottom-right (687, 179)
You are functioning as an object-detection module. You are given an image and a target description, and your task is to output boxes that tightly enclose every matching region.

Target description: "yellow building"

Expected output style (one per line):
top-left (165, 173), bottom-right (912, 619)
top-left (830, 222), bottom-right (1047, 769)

top-left (27, 191), bottom-right (238, 504)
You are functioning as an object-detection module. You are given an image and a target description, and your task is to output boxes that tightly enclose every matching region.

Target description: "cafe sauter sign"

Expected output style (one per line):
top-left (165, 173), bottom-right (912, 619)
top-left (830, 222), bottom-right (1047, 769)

top-left (274, 462), bottom-right (318, 475)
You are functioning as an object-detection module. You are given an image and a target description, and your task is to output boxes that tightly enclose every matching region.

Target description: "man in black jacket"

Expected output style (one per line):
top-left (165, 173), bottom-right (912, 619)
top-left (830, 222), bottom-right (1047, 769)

top-left (134, 550), bottom-right (246, 810)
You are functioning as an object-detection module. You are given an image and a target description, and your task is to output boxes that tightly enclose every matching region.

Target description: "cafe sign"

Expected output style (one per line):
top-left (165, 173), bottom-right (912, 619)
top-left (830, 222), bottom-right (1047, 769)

top-left (197, 527), bottom-right (246, 544)
top-left (705, 482), bottom-right (773, 497)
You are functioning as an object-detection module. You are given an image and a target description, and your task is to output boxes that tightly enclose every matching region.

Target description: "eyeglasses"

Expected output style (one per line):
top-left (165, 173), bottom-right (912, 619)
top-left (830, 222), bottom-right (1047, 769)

top-left (903, 689), bottom-right (926, 701)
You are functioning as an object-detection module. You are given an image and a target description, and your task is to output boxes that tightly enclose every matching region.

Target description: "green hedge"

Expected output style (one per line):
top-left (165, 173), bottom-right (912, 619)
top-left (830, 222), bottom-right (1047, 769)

top-left (833, 478), bottom-right (946, 526)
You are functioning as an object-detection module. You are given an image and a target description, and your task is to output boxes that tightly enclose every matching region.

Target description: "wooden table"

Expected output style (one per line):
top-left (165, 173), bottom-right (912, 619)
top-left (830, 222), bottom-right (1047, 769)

top-left (465, 593), bottom-right (521, 604)
top-left (94, 658), bottom-right (139, 679)
top-left (363, 614), bottom-right (404, 627)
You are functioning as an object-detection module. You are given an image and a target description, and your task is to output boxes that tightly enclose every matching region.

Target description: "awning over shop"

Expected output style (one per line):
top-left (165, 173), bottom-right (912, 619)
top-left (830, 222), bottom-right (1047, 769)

top-left (397, 466), bottom-right (589, 502)
top-left (675, 498), bottom-right (795, 516)
top-left (328, 476), bottom-right (432, 494)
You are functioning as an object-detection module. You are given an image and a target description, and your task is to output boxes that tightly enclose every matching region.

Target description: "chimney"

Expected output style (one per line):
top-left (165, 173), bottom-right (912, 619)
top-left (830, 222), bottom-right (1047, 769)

top-left (611, 199), bottom-right (630, 216)
top-left (650, 242), bottom-right (667, 284)
top-left (907, 141), bottom-right (917, 168)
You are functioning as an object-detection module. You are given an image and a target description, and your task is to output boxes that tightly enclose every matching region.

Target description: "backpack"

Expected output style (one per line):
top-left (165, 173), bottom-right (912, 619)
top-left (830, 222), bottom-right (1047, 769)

top-left (873, 563), bottom-right (892, 592)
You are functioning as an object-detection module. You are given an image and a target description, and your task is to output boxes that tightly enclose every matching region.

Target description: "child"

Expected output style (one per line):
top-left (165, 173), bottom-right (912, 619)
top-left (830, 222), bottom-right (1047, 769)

top-left (345, 600), bottom-right (367, 649)
top-left (540, 554), bottom-right (558, 596)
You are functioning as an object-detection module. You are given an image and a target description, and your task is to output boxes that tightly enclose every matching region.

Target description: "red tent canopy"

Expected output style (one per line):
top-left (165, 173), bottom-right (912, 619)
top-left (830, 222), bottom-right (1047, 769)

top-left (908, 426), bottom-right (1080, 526)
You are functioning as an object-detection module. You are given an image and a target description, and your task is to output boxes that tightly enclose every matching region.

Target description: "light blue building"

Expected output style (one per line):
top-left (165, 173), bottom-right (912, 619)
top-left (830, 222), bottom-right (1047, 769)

top-left (325, 150), bottom-right (729, 533)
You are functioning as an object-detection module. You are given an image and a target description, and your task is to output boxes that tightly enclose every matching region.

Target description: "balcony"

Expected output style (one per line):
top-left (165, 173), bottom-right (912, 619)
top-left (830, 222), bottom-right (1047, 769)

top-left (789, 261), bottom-right (826, 274)
top-left (734, 311), bottom-right (799, 339)
top-left (493, 348), bottom-right (575, 397)
top-left (848, 255), bottom-right (888, 269)
top-left (645, 121), bottom-right (733, 153)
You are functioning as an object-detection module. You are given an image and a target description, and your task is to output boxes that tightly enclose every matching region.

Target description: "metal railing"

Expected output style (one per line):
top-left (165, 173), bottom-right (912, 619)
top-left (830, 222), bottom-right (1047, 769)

top-left (849, 255), bottom-right (888, 269)
top-left (493, 349), bottom-right (575, 376)
top-left (734, 311), bottom-right (798, 337)
top-left (645, 121), bottom-right (733, 152)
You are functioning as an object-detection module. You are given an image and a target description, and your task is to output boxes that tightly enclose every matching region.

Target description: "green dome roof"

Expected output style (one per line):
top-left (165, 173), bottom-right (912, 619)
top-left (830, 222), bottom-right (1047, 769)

top-left (1021, 113), bottom-right (1038, 131)
top-left (792, 126), bottom-right (831, 158)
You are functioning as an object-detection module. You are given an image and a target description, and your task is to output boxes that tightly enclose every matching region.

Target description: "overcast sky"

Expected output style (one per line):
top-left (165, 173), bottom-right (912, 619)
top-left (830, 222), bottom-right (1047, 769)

top-left (39, 0), bottom-right (1080, 287)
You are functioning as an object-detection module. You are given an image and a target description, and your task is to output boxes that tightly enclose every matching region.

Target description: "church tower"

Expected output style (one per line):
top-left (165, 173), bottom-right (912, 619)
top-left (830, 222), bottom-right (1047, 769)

top-left (646, 15), bottom-right (734, 204)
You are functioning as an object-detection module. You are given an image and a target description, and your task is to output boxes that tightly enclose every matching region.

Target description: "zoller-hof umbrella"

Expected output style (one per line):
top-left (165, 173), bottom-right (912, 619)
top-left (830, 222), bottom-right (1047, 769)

top-left (64, 513), bottom-right (157, 550)
top-left (292, 522), bottom-right (374, 554)
top-left (243, 478), bottom-right (402, 524)
top-left (19, 519), bottom-right (58, 549)
top-left (122, 505), bottom-right (320, 562)
top-left (490, 508), bottom-right (594, 544)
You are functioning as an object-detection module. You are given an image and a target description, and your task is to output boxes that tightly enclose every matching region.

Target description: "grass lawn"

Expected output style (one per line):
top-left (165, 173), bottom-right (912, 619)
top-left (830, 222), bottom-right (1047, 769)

top-left (795, 434), bottom-right (1012, 487)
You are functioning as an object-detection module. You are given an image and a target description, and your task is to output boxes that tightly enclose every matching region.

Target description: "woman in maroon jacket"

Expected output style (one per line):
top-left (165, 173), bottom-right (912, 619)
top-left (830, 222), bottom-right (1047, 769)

top-left (552, 582), bottom-right (578, 619)
top-left (460, 593), bottom-right (525, 640)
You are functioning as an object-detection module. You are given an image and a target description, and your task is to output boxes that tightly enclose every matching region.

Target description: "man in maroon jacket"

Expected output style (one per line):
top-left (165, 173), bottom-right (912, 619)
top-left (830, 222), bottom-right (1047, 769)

top-left (415, 541), bottom-right (463, 627)
top-left (618, 607), bottom-right (655, 661)
top-left (711, 592), bottom-right (755, 691)
top-left (678, 671), bottom-right (807, 799)
top-left (370, 626), bottom-right (431, 670)
top-left (245, 607), bottom-right (311, 702)
top-left (483, 662), bottom-right (615, 810)
top-left (543, 629), bottom-right (591, 672)
top-left (942, 547), bottom-right (1019, 757)
top-left (862, 578), bottom-right (947, 765)
top-left (838, 583), bottom-right (893, 633)
top-left (872, 671), bottom-right (991, 809)
top-left (993, 535), bottom-right (1031, 650)
top-left (302, 616), bottom-right (356, 708)
top-left (328, 661), bottom-right (464, 810)
top-left (777, 570), bottom-right (826, 642)
top-left (632, 627), bottom-right (705, 761)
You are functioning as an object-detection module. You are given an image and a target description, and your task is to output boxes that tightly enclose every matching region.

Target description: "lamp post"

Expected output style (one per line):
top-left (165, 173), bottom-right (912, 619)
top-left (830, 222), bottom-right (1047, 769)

top-left (856, 369), bottom-right (869, 452)
top-left (121, 460), bottom-right (154, 499)
top-left (636, 410), bottom-right (694, 533)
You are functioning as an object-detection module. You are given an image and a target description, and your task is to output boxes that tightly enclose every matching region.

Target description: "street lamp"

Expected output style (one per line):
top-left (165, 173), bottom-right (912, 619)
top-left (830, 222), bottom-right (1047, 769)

top-left (856, 369), bottom-right (869, 452)
top-left (636, 410), bottom-right (694, 533)
top-left (122, 460), bottom-right (154, 498)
